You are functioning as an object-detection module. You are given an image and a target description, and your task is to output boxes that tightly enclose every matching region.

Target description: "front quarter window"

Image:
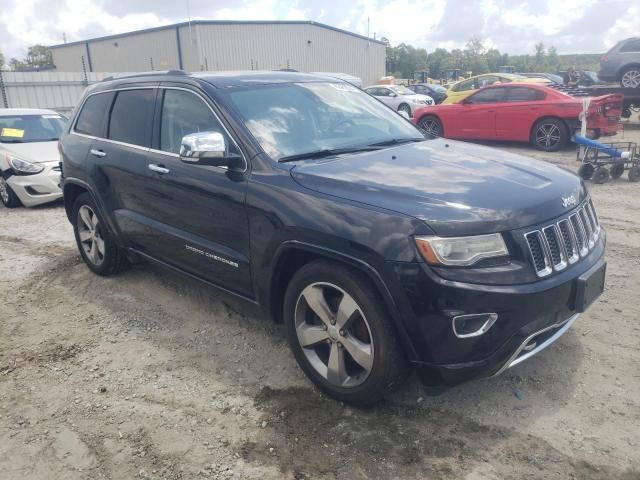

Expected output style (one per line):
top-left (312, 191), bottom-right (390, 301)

top-left (226, 82), bottom-right (423, 160)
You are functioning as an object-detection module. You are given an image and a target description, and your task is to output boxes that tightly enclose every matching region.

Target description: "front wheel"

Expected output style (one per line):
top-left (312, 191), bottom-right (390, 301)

top-left (531, 119), bottom-right (567, 152)
top-left (593, 167), bottom-right (610, 184)
top-left (72, 193), bottom-right (129, 276)
top-left (418, 115), bottom-right (443, 139)
top-left (0, 176), bottom-right (22, 208)
top-left (284, 260), bottom-right (409, 405)
top-left (397, 103), bottom-right (411, 117)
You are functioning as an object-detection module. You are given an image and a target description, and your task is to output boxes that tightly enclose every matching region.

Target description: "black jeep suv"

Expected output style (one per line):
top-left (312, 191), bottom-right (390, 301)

top-left (59, 71), bottom-right (606, 405)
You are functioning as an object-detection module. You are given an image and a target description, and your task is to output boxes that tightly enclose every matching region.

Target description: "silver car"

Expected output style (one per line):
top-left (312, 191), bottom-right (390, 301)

top-left (364, 84), bottom-right (434, 117)
top-left (0, 108), bottom-right (66, 208)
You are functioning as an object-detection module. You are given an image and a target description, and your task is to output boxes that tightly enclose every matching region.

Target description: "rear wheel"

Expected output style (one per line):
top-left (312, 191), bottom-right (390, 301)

top-left (284, 260), bottom-right (409, 405)
top-left (610, 163), bottom-right (625, 179)
top-left (593, 167), bottom-right (610, 184)
top-left (72, 193), bottom-right (129, 276)
top-left (0, 176), bottom-right (22, 208)
top-left (531, 118), bottom-right (568, 152)
top-left (620, 67), bottom-right (640, 88)
top-left (418, 115), bottom-right (443, 138)
top-left (628, 166), bottom-right (640, 182)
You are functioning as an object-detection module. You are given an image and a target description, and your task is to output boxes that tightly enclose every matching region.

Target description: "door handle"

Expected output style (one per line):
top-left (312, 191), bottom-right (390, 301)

top-left (148, 164), bottom-right (170, 174)
top-left (90, 149), bottom-right (106, 158)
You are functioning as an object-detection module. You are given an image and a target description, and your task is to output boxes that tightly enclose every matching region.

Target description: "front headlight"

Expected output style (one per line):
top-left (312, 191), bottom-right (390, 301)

top-left (415, 233), bottom-right (508, 266)
top-left (7, 155), bottom-right (44, 175)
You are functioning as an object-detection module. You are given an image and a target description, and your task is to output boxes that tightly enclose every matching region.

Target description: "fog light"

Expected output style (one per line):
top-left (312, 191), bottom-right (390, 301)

top-left (452, 313), bottom-right (498, 338)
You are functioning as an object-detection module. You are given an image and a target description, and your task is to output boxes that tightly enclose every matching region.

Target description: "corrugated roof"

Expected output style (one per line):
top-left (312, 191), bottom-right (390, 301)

top-left (49, 20), bottom-right (386, 49)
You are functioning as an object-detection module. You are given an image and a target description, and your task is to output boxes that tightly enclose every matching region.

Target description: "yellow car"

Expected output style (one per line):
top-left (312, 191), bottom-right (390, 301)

top-left (443, 73), bottom-right (551, 104)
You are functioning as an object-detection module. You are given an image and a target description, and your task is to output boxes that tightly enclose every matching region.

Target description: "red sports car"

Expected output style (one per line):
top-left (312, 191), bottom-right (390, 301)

top-left (412, 84), bottom-right (623, 151)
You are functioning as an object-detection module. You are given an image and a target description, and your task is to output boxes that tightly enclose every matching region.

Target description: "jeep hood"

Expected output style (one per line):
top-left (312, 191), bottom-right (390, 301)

top-left (0, 141), bottom-right (59, 164)
top-left (290, 138), bottom-right (586, 236)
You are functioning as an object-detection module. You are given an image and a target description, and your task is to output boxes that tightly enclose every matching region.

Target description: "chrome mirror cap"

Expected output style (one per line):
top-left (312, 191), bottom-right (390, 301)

top-left (179, 131), bottom-right (226, 162)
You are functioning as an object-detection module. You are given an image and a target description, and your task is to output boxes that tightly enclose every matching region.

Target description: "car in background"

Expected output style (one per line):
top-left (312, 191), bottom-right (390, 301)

top-left (0, 109), bottom-right (66, 208)
top-left (413, 83), bottom-right (623, 151)
top-left (364, 84), bottom-right (433, 117)
top-left (598, 37), bottom-right (640, 88)
top-left (518, 72), bottom-right (564, 85)
top-left (407, 83), bottom-right (448, 104)
top-left (443, 73), bottom-right (549, 104)
top-left (555, 69), bottom-right (605, 87)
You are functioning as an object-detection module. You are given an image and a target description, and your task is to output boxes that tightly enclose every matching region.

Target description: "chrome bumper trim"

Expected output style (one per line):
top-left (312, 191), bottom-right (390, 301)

top-left (492, 313), bottom-right (579, 377)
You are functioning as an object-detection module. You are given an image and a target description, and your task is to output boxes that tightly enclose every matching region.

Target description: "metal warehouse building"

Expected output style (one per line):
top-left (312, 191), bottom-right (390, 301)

top-left (49, 20), bottom-right (386, 86)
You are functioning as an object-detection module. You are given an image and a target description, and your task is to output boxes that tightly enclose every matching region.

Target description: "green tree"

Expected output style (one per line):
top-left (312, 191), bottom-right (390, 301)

top-left (25, 45), bottom-right (54, 69)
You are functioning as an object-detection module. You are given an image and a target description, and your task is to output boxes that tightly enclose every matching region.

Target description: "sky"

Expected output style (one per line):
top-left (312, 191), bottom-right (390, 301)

top-left (0, 0), bottom-right (637, 60)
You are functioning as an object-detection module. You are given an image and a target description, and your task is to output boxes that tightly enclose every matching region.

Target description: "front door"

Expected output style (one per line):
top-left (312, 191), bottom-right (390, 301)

top-left (130, 87), bottom-right (252, 297)
top-left (455, 87), bottom-right (507, 139)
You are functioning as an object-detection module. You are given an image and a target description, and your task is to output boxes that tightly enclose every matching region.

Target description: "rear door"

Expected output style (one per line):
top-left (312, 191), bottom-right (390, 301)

top-left (495, 87), bottom-right (547, 140)
top-left (455, 87), bottom-right (507, 139)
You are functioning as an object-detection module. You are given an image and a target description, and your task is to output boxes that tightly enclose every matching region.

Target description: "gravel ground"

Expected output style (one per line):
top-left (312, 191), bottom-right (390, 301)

top-left (1, 130), bottom-right (640, 480)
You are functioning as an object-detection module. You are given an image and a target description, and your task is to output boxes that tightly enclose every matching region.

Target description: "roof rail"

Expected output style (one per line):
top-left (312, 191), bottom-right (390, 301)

top-left (101, 70), bottom-right (188, 81)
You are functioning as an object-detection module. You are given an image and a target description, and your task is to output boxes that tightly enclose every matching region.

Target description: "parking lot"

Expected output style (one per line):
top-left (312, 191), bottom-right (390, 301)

top-left (0, 130), bottom-right (639, 479)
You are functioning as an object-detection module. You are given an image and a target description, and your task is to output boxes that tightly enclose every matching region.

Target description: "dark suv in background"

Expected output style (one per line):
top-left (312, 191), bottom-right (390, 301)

top-left (599, 37), bottom-right (640, 88)
top-left (59, 71), bottom-right (606, 405)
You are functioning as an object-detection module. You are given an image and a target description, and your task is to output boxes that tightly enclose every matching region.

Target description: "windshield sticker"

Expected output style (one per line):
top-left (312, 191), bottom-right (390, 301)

top-left (42, 114), bottom-right (62, 119)
top-left (1, 128), bottom-right (25, 138)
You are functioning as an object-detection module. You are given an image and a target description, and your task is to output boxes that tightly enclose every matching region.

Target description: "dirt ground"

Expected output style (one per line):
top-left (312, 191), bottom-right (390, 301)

top-left (2, 129), bottom-right (640, 480)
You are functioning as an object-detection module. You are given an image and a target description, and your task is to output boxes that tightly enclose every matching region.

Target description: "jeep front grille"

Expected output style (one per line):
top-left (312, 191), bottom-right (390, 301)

top-left (525, 200), bottom-right (600, 278)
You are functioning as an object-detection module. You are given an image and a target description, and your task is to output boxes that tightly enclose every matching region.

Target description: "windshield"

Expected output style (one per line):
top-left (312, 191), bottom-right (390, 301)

top-left (225, 82), bottom-right (424, 161)
top-left (0, 114), bottom-right (66, 143)
top-left (388, 85), bottom-right (415, 95)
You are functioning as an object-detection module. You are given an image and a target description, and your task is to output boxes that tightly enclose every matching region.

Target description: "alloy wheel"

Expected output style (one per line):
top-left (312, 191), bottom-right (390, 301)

top-left (294, 282), bottom-right (374, 388)
top-left (419, 118), bottom-right (442, 138)
top-left (621, 69), bottom-right (640, 88)
top-left (0, 177), bottom-right (9, 204)
top-left (77, 205), bottom-right (105, 265)
top-left (535, 123), bottom-right (561, 150)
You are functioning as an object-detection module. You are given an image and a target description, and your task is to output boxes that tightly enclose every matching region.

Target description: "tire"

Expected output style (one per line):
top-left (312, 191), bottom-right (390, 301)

top-left (72, 193), bottom-right (129, 276)
top-left (418, 115), bottom-right (443, 138)
top-left (397, 103), bottom-right (411, 117)
top-left (0, 175), bottom-right (22, 208)
top-left (593, 167), bottom-right (610, 184)
top-left (577, 163), bottom-right (595, 180)
top-left (531, 118), bottom-right (568, 152)
top-left (629, 166), bottom-right (640, 183)
top-left (283, 260), bottom-right (409, 405)
top-left (610, 163), bottom-right (625, 179)
top-left (620, 66), bottom-right (640, 89)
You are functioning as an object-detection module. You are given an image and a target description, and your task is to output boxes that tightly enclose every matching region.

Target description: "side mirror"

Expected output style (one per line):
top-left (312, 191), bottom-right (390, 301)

top-left (179, 131), bottom-right (242, 168)
top-left (388, 92), bottom-right (397, 97)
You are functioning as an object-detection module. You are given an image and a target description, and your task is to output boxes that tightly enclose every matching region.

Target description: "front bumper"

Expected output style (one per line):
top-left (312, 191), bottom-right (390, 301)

top-left (387, 235), bottom-right (605, 387)
top-left (7, 161), bottom-right (62, 207)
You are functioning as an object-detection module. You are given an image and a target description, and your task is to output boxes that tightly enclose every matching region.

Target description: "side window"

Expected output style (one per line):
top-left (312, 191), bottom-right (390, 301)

top-left (75, 92), bottom-right (113, 137)
top-left (506, 87), bottom-right (545, 102)
top-left (380, 88), bottom-right (392, 96)
top-left (620, 39), bottom-right (640, 53)
top-left (477, 75), bottom-right (500, 88)
top-left (108, 89), bottom-right (155, 147)
top-left (453, 79), bottom-right (474, 92)
top-left (466, 88), bottom-right (506, 104)
top-left (366, 88), bottom-right (380, 96)
top-left (159, 89), bottom-right (233, 155)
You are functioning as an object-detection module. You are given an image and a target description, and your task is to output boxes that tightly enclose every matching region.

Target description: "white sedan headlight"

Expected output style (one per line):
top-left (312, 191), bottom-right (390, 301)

top-left (7, 154), bottom-right (44, 175)
top-left (415, 233), bottom-right (508, 266)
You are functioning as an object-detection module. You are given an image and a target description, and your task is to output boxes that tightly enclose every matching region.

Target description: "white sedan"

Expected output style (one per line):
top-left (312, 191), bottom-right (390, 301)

top-left (0, 108), bottom-right (66, 208)
top-left (364, 85), bottom-right (434, 117)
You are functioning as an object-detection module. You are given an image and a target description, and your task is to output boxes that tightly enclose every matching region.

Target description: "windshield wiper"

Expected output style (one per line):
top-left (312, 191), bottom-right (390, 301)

top-left (278, 146), bottom-right (379, 163)
top-left (367, 138), bottom-right (425, 147)
top-left (0, 139), bottom-right (24, 144)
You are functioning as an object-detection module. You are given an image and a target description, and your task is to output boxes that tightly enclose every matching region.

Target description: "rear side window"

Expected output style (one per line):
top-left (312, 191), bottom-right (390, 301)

top-left (452, 79), bottom-right (474, 92)
top-left (620, 39), bottom-right (640, 53)
top-left (75, 92), bottom-right (112, 137)
top-left (506, 87), bottom-right (546, 102)
top-left (108, 89), bottom-right (155, 147)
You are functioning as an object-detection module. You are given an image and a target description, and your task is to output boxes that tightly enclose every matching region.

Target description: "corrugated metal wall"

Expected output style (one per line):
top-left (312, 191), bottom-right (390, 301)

top-left (0, 71), bottom-right (121, 114)
top-left (50, 23), bottom-right (386, 86)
